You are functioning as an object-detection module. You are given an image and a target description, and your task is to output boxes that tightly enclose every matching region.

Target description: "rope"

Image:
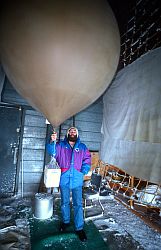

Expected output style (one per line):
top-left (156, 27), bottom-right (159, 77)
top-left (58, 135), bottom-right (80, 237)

top-left (97, 160), bottom-right (161, 210)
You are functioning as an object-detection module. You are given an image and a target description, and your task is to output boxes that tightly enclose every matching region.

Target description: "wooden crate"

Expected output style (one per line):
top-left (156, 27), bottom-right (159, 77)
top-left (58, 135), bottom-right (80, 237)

top-left (84, 151), bottom-right (99, 180)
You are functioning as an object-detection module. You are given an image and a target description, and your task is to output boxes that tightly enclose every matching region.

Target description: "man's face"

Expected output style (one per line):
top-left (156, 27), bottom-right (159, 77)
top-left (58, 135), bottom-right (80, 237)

top-left (68, 128), bottom-right (77, 142)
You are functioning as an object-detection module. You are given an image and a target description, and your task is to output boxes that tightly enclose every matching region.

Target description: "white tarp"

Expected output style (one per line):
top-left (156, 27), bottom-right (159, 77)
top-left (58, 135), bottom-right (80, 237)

top-left (100, 47), bottom-right (161, 184)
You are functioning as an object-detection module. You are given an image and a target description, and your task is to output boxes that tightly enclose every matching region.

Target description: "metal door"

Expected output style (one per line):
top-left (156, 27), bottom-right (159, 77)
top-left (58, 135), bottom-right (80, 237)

top-left (0, 105), bottom-right (22, 196)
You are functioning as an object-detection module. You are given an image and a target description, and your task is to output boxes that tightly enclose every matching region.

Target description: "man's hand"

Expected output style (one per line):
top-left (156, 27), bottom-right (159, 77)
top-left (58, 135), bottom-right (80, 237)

top-left (51, 132), bottom-right (57, 142)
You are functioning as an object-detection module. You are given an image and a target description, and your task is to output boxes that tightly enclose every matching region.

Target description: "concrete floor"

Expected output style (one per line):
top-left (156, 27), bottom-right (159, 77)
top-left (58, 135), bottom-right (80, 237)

top-left (0, 193), bottom-right (161, 250)
top-left (87, 195), bottom-right (161, 250)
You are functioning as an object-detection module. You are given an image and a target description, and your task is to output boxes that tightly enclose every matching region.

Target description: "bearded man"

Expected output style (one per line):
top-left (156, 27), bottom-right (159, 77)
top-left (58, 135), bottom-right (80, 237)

top-left (47, 127), bottom-right (91, 242)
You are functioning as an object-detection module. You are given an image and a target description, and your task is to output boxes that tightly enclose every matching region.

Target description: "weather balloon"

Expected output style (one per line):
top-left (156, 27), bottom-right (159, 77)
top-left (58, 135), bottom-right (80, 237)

top-left (0, 0), bottom-right (120, 126)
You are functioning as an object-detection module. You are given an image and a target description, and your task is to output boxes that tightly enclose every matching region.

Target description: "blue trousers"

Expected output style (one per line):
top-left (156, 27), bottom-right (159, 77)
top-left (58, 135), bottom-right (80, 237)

top-left (60, 185), bottom-right (84, 231)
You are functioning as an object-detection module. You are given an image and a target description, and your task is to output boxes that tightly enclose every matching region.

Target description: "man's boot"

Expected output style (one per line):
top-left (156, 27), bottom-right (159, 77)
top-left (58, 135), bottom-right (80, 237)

top-left (59, 222), bottom-right (70, 232)
top-left (75, 229), bottom-right (87, 242)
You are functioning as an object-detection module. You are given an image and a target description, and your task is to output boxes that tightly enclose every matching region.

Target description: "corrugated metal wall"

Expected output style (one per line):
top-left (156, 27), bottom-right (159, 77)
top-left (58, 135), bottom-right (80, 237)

top-left (1, 79), bottom-right (103, 196)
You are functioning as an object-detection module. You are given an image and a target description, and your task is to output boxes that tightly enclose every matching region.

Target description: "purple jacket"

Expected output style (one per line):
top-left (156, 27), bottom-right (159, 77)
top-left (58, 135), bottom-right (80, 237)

top-left (46, 136), bottom-right (91, 188)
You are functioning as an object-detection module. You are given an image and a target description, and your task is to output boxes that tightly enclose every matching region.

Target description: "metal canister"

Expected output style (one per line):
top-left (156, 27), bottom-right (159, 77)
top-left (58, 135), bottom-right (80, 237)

top-left (34, 193), bottom-right (53, 219)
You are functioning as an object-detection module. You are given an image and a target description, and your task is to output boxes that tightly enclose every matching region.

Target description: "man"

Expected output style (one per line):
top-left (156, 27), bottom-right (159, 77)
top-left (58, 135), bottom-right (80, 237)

top-left (46, 127), bottom-right (91, 242)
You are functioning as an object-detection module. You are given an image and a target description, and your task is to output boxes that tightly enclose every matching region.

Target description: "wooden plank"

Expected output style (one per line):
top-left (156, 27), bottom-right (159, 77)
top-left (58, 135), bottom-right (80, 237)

top-left (23, 126), bottom-right (46, 138)
top-left (22, 138), bottom-right (46, 149)
top-left (18, 183), bottom-right (39, 195)
top-left (75, 120), bottom-right (102, 132)
top-left (83, 98), bottom-right (103, 113)
top-left (59, 131), bottom-right (101, 142)
top-left (19, 172), bottom-right (42, 184)
top-left (78, 131), bottom-right (102, 142)
top-left (20, 160), bottom-right (44, 172)
top-left (22, 149), bottom-right (45, 161)
top-left (25, 109), bottom-right (44, 117)
top-left (82, 141), bottom-right (101, 151)
top-left (24, 114), bottom-right (46, 127)
top-left (61, 118), bottom-right (73, 127)
top-left (75, 111), bottom-right (102, 122)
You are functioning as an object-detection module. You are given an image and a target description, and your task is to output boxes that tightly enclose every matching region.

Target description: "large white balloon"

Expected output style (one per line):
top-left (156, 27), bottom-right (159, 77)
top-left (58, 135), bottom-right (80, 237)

top-left (0, 0), bottom-right (120, 127)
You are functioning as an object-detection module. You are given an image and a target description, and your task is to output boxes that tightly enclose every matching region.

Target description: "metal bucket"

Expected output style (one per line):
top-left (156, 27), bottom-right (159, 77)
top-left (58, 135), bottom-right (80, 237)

top-left (34, 193), bottom-right (53, 219)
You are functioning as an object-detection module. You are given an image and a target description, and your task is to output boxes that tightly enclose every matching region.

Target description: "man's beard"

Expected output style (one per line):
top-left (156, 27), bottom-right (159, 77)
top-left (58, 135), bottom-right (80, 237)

top-left (68, 135), bottom-right (77, 142)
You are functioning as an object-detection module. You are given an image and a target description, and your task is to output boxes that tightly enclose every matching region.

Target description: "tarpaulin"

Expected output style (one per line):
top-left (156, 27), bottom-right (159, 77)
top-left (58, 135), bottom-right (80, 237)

top-left (100, 47), bottom-right (161, 184)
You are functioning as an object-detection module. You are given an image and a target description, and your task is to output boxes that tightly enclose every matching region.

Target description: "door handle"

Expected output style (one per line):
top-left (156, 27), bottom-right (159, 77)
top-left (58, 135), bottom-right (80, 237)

top-left (13, 147), bottom-right (18, 164)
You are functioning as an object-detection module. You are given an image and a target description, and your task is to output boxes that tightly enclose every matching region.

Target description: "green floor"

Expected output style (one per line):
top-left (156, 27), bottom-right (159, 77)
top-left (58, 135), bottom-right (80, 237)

top-left (29, 199), bottom-right (109, 250)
